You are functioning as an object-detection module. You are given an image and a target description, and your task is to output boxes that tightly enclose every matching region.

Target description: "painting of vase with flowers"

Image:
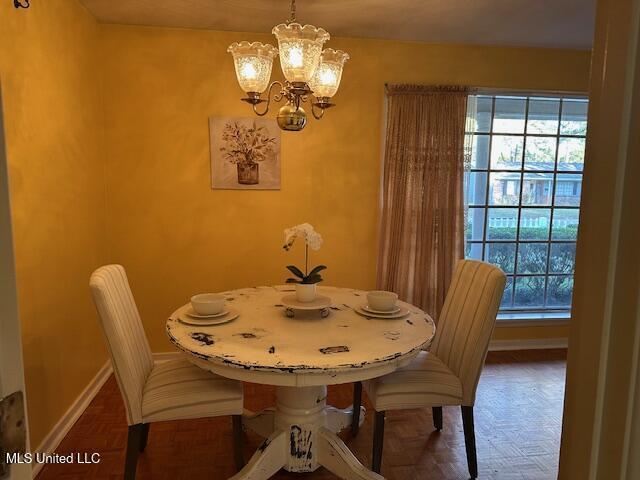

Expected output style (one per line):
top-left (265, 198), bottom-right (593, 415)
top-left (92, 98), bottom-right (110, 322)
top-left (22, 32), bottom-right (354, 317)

top-left (209, 116), bottom-right (281, 190)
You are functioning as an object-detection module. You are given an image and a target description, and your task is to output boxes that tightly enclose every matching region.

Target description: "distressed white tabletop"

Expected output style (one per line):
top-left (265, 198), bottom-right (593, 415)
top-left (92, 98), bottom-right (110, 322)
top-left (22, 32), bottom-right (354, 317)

top-left (166, 285), bottom-right (436, 387)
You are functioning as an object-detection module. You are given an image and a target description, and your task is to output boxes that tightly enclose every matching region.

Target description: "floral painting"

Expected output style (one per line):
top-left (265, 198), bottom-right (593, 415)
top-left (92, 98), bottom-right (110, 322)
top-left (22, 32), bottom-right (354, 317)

top-left (209, 116), bottom-right (281, 190)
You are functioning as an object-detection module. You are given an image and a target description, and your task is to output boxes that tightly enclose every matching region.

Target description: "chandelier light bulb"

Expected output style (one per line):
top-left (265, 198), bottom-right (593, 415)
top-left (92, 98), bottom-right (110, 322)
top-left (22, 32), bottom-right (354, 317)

top-left (241, 62), bottom-right (258, 80)
top-left (320, 69), bottom-right (337, 86)
top-left (288, 46), bottom-right (304, 68)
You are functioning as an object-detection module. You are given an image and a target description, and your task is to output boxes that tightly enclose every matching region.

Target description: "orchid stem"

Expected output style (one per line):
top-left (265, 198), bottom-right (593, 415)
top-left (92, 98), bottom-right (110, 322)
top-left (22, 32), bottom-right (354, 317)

top-left (305, 244), bottom-right (308, 277)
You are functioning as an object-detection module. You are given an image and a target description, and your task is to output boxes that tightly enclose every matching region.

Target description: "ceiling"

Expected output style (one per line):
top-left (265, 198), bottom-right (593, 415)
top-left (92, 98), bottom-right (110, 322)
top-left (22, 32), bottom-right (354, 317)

top-left (79, 0), bottom-right (595, 50)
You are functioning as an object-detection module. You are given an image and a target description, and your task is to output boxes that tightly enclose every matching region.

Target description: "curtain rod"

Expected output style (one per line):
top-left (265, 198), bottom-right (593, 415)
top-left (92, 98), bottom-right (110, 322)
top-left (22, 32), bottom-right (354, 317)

top-left (383, 83), bottom-right (588, 98)
top-left (474, 86), bottom-right (588, 98)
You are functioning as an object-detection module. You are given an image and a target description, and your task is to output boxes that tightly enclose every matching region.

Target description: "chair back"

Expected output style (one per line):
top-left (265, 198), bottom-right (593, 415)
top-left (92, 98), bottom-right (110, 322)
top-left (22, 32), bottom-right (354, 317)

top-left (430, 260), bottom-right (506, 405)
top-left (90, 264), bottom-right (153, 425)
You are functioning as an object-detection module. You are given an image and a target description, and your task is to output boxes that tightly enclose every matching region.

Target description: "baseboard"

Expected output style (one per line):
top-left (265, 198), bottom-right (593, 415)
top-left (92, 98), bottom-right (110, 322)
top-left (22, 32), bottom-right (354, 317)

top-left (32, 360), bottom-right (112, 478)
top-left (31, 352), bottom-right (183, 478)
top-left (489, 337), bottom-right (568, 351)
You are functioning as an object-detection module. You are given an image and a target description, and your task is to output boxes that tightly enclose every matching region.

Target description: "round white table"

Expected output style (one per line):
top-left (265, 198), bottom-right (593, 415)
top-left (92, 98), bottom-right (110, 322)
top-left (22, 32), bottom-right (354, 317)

top-left (166, 285), bottom-right (435, 480)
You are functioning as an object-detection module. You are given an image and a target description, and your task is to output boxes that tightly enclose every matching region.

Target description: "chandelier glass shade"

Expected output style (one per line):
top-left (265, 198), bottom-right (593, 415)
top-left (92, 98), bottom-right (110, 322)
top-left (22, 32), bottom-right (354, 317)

top-left (272, 23), bottom-right (329, 84)
top-left (228, 0), bottom-right (349, 131)
top-left (308, 48), bottom-right (350, 99)
top-left (228, 42), bottom-right (279, 94)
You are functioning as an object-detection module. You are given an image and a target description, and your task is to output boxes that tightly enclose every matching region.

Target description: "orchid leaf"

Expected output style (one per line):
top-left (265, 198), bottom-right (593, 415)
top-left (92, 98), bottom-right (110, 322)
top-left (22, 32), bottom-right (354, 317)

top-left (286, 265), bottom-right (305, 278)
top-left (307, 265), bottom-right (327, 277)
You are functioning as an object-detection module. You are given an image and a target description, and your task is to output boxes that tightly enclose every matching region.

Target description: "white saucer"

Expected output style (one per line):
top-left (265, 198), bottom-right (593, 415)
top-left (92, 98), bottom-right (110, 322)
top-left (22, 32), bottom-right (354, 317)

top-left (281, 294), bottom-right (332, 311)
top-left (186, 307), bottom-right (229, 319)
top-left (178, 308), bottom-right (239, 326)
top-left (355, 305), bottom-right (410, 319)
top-left (361, 304), bottom-right (401, 315)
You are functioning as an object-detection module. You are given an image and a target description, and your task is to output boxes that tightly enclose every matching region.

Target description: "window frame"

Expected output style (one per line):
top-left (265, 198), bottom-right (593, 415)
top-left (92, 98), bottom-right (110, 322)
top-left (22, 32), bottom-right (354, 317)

top-left (465, 93), bottom-right (587, 314)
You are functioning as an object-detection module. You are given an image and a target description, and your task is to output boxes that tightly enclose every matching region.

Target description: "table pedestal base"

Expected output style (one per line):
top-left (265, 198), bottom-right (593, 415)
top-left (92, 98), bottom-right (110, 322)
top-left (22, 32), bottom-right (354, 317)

top-left (232, 385), bottom-right (382, 480)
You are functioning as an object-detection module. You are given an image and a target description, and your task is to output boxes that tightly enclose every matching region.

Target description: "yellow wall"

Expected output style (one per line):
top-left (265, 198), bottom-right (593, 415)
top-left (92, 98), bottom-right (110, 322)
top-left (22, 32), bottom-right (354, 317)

top-left (0, 1), bottom-right (108, 447)
top-left (100, 25), bottom-right (589, 350)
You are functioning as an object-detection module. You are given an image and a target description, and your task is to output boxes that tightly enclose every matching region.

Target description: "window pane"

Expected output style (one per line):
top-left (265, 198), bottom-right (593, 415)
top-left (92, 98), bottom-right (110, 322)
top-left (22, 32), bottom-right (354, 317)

top-left (490, 135), bottom-right (524, 170)
top-left (560, 100), bottom-right (588, 135)
top-left (489, 172), bottom-right (520, 205)
top-left (473, 96), bottom-right (493, 133)
top-left (549, 243), bottom-right (577, 273)
top-left (554, 174), bottom-right (582, 206)
top-left (546, 275), bottom-right (574, 307)
top-left (524, 136), bottom-right (557, 170)
top-left (486, 208), bottom-right (518, 239)
top-left (467, 134), bottom-right (490, 168)
top-left (558, 137), bottom-right (585, 171)
top-left (514, 276), bottom-right (545, 308)
top-left (522, 173), bottom-right (553, 206)
top-left (485, 243), bottom-right (516, 273)
top-left (464, 172), bottom-right (487, 205)
top-left (552, 209), bottom-right (580, 240)
top-left (493, 97), bottom-right (526, 133)
top-left (527, 98), bottom-right (560, 134)
top-left (465, 242), bottom-right (483, 261)
top-left (466, 208), bottom-right (485, 241)
top-left (519, 208), bottom-right (551, 240)
top-left (501, 276), bottom-right (514, 309)
top-left (517, 243), bottom-right (548, 274)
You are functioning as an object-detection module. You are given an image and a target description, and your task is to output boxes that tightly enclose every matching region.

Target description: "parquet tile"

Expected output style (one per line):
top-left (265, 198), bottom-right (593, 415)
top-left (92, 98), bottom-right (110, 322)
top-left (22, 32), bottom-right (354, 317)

top-left (37, 349), bottom-right (566, 479)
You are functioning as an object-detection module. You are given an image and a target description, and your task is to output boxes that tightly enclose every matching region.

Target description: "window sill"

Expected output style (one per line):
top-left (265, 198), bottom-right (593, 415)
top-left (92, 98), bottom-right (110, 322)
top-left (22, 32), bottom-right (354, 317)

top-left (496, 311), bottom-right (570, 327)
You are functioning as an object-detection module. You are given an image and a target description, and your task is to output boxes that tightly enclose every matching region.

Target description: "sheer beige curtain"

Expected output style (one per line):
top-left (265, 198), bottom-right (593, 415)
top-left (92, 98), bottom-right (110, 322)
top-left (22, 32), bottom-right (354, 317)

top-left (377, 84), bottom-right (470, 320)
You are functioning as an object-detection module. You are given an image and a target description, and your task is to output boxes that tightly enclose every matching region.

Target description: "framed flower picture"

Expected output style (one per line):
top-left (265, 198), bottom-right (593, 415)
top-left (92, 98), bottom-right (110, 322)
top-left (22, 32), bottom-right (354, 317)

top-left (209, 116), bottom-right (281, 190)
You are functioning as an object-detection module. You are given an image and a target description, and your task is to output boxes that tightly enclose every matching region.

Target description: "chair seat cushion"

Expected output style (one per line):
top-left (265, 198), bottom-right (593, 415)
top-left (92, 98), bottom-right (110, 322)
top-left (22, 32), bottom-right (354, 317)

top-left (142, 357), bottom-right (243, 423)
top-left (364, 351), bottom-right (463, 411)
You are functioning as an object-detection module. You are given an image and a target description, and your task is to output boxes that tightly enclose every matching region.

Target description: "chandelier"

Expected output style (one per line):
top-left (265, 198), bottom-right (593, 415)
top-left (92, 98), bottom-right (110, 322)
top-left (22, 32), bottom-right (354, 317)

top-left (227, 0), bottom-right (349, 131)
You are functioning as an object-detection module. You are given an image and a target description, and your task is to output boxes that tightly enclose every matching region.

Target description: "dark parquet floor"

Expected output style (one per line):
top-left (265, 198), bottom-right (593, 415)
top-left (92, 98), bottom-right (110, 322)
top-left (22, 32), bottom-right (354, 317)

top-left (37, 349), bottom-right (566, 480)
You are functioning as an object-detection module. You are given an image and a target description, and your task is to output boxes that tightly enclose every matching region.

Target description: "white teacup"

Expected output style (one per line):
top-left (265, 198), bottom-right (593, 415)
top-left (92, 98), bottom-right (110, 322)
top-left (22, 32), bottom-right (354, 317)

top-left (191, 293), bottom-right (226, 315)
top-left (366, 290), bottom-right (398, 311)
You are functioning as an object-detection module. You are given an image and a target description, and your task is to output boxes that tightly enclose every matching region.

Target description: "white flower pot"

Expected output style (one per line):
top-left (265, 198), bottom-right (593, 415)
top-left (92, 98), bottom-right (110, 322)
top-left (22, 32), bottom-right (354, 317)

top-left (295, 283), bottom-right (317, 303)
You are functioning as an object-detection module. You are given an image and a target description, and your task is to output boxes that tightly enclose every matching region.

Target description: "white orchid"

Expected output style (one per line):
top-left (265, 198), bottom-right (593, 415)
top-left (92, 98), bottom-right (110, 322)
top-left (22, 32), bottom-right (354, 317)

top-left (283, 223), bottom-right (326, 284)
top-left (283, 223), bottom-right (323, 251)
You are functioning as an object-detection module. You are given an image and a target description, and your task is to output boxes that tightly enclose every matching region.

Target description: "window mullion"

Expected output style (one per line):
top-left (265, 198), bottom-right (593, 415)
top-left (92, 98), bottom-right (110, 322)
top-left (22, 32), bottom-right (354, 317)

top-left (480, 97), bottom-right (496, 264)
top-left (543, 98), bottom-right (564, 307)
top-left (511, 98), bottom-right (529, 304)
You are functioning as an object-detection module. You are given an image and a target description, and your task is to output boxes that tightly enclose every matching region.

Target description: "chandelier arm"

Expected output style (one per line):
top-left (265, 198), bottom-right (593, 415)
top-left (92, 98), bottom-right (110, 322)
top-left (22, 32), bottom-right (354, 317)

top-left (251, 81), bottom-right (286, 116)
top-left (311, 103), bottom-right (325, 120)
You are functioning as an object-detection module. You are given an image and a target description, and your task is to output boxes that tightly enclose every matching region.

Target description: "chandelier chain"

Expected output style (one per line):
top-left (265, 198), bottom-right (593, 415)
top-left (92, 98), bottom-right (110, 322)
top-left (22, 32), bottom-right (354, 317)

top-left (288, 0), bottom-right (296, 24)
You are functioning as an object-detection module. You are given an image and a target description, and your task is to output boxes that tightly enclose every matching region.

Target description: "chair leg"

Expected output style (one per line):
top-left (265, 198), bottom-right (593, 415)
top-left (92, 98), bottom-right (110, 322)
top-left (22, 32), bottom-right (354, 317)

top-left (351, 381), bottom-right (363, 437)
top-left (371, 411), bottom-right (386, 474)
top-left (139, 424), bottom-right (150, 453)
top-left (461, 406), bottom-right (478, 479)
top-left (232, 415), bottom-right (245, 471)
top-left (125, 424), bottom-right (144, 480)
top-left (432, 406), bottom-right (443, 431)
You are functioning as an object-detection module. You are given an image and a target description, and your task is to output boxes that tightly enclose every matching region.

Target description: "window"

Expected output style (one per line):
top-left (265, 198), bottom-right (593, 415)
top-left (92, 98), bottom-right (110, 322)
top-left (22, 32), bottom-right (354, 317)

top-left (464, 94), bottom-right (588, 313)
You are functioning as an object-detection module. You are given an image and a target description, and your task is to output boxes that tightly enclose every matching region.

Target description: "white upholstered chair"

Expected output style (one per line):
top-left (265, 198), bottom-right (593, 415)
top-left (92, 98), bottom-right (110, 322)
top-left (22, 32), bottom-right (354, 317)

top-left (90, 264), bottom-right (244, 479)
top-left (353, 259), bottom-right (506, 478)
